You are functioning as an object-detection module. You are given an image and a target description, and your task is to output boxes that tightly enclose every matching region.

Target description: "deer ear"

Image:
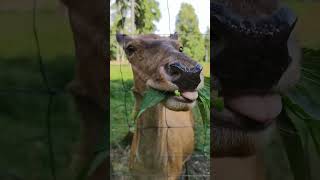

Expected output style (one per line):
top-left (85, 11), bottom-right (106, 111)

top-left (116, 33), bottom-right (133, 46)
top-left (170, 32), bottom-right (178, 40)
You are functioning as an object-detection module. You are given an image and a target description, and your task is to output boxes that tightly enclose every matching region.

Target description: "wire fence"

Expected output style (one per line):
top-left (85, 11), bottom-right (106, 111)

top-left (110, 0), bottom-right (210, 179)
top-left (0, 0), bottom-right (70, 179)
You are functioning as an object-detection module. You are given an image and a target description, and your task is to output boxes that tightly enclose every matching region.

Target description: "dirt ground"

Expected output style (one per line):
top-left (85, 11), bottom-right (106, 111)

top-left (111, 145), bottom-right (210, 180)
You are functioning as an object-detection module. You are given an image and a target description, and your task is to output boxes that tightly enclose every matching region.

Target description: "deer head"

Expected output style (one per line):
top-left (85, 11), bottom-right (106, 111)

top-left (116, 33), bottom-right (204, 111)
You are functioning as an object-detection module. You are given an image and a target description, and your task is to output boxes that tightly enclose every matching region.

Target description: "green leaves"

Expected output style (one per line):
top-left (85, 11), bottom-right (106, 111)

top-left (197, 78), bottom-right (210, 124)
top-left (135, 88), bottom-right (167, 120)
top-left (279, 48), bottom-right (320, 180)
top-left (135, 78), bottom-right (211, 123)
top-left (174, 89), bottom-right (181, 96)
top-left (135, 0), bottom-right (161, 34)
top-left (212, 97), bottom-right (224, 112)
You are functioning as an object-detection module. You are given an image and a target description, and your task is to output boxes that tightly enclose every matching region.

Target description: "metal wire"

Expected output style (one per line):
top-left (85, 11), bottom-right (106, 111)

top-left (119, 0), bottom-right (132, 131)
top-left (32, 0), bottom-right (57, 179)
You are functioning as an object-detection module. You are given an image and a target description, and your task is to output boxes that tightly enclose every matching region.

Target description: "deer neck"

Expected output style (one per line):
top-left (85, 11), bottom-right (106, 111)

top-left (212, 155), bottom-right (266, 180)
top-left (129, 87), bottom-right (194, 172)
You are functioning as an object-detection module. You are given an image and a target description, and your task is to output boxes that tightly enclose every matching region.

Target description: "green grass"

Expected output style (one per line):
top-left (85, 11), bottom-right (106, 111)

top-left (0, 56), bottom-right (78, 180)
top-left (0, 11), bottom-right (74, 59)
top-left (285, 0), bottom-right (320, 49)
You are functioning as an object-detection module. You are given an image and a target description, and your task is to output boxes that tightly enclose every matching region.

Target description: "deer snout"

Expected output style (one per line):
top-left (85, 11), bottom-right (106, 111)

top-left (165, 62), bottom-right (202, 91)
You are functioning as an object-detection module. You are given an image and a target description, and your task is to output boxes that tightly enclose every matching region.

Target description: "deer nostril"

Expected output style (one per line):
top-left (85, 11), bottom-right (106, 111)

top-left (192, 63), bottom-right (203, 74)
top-left (166, 62), bottom-right (183, 77)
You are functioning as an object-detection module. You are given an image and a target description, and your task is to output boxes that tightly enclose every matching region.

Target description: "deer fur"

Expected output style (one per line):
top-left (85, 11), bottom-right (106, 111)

top-left (60, 0), bottom-right (108, 179)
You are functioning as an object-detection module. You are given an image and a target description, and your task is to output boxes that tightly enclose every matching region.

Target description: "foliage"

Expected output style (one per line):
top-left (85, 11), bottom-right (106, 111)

top-left (204, 27), bottom-right (211, 62)
top-left (175, 3), bottom-right (206, 62)
top-left (135, 0), bottom-right (161, 34)
top-left (280, 48), bottom-right (320, 179)
top-left (135, 88), bottom-right (166, 120)
top-left (110, 0), bottom-right (161, 60)
top-left (134, 79), bottom-right (210, 126)
top-left (110, 0), bottom-right (131, 61)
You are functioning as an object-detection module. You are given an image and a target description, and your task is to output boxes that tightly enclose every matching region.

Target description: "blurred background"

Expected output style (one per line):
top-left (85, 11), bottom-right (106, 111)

top-left (263, 1), bottom-right (320, 180)
top-left (0, 0), bottom-right (77, 179)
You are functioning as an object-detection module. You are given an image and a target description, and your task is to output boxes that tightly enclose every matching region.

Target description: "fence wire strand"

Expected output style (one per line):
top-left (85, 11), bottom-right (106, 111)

top-left (32, 0), bottom-right (57, 179)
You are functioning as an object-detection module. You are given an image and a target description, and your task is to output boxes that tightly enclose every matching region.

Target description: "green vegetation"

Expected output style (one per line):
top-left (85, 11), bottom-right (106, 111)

top-left (135, 0), bottom-right (161, 34)
top-left (110, 0), bottom-right (161, 61)
top-left (279, 49), bottom-right (320, 180)
top-left (175, 3), bottom-right (208, 62)
top-left (285, 0), bottom-right (320, 48)
top-left (0, 5), bottom-right (76, 179)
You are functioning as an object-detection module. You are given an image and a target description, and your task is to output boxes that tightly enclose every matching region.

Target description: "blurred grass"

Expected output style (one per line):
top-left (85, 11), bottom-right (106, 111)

top-left (0, 57), bottom-right (78, 180)
top-left (0, 2), bottom-right (77, 179)
top-left (285, 0), bottom-right (320, 49)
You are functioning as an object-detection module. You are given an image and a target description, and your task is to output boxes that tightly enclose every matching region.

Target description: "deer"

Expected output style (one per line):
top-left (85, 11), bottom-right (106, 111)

top-left (116, 33), bottom-right (204, 180)
top-left (211, 0), bottom-right (301, 180)
top-left (59, 0), bottom-right (108, 179)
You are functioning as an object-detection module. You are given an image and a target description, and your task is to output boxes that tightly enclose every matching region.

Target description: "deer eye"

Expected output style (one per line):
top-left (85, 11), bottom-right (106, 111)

top-left (125, 45), bottom-right (136, 55)
top-left (179, 46), bottom-right (183, 52)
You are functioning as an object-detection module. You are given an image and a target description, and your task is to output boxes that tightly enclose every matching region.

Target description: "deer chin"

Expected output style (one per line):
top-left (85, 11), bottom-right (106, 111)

top-left (212, 93), bottom-right (281, 157)
top-left (212, 108), bottom-right (276, 157)
top-left (164, 96), bottom-right (197, 111)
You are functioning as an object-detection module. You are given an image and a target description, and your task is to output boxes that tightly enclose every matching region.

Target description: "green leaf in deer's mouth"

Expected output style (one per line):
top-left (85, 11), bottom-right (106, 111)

top-left (134, 85), bottom-right (211, 121)
top-left (135, 88), bottom-right (167, 120)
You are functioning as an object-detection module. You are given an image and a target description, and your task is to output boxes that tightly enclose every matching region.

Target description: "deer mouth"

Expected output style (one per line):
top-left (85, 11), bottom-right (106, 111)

top-left (164, 91), bottom-right (198, 111)
top-left (151, 89), bottom-right (199, 111)
top-left (146, 79), bottom-right (201, 111)
top-left (146, 65), bottom-right (203, 111)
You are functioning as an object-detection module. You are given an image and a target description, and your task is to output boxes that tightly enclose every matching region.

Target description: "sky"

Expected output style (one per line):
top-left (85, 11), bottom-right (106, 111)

top-left (155, 0), bottom-right (210, 35)
top-left (110, 0), bottom-right (210, 35)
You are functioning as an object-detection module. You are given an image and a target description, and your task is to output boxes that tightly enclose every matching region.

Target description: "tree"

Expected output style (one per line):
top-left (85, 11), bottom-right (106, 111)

top-left (175, 3), bottom-right (206, 62)
top-left (134, 0), bottom-right (161, 34)
top-left (110, 0), bottom-right (161, 61)
top-left (110, 0), bottom-right (130, 61)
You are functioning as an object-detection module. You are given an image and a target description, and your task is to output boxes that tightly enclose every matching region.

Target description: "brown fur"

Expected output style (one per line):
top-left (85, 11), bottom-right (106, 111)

top-left (60, 0), bottom-right (108, 179)
top-left (117, 34), bottom-right (203, 179)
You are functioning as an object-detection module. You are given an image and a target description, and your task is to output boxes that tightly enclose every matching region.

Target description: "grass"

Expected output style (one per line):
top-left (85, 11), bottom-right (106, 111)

top-left (0, 56), bottom-right (78, 180)
top-left (285, 0), bottom-right (320, 49)
top-left (0, 7), bottom-right (77, 180)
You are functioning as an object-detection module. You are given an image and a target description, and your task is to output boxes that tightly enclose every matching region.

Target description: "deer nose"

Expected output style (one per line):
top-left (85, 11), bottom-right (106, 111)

top-left (165, 62), bottom-right (202, 91)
